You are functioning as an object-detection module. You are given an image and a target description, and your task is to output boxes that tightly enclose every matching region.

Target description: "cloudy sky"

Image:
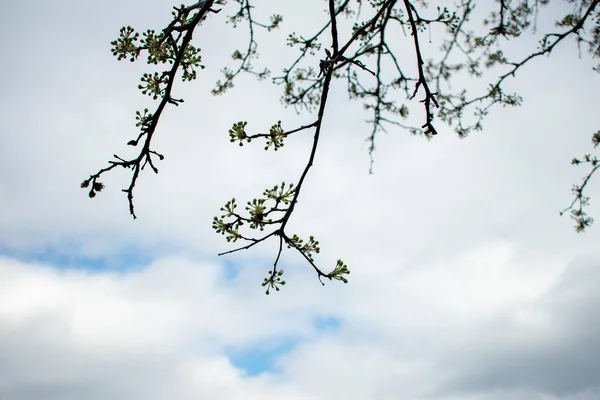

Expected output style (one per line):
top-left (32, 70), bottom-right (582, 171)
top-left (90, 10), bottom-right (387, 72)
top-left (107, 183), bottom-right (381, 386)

top-left (1, 0), bottom-right (599, 399)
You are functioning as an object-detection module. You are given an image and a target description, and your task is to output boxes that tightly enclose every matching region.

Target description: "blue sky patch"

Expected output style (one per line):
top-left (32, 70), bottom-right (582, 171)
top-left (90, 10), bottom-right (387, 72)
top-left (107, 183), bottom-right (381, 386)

top-left (229, 317), bottom-right (340, 376)
top-left (0, 245), bottom-right (152, 272)
top-left (220, 258), bottom-right (243, 280)
top-left (313, 315), bottom-right (341, 332)
top-left (228, 337), bottom-right (299, 376)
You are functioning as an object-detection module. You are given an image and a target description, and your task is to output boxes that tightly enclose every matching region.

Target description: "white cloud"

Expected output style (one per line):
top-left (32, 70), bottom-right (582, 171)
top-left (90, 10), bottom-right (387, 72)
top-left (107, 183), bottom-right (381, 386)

top-left (1, 250), bottom-right (599, 399)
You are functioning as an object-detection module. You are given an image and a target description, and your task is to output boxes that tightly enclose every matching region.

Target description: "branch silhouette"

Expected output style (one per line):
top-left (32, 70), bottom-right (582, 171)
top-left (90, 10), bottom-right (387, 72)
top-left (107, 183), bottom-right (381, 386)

top-left (83, 0), bottom-right (600, 291)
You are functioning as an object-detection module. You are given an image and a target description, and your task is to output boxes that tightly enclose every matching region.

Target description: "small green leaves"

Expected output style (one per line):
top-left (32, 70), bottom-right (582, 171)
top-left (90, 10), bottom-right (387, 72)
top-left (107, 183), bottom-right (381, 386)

top-left (138, 72), bottom-right (167, 100)
top-left (570, 207), bottom-right (594, 233)
top-left (211, 182), bottom-right (347, 292)
top-left (263, 182), bottom-right (295, 205)
top-left (229, 121), bottom-right (250, 146)
top-left (556, 13), bottom-right (581, 28)
top-left (111, 15), bottom-right (205, 103)
top-left (262, 269), bottom-right (285, 295)
top-left (268, 14), bottom-right (283, 31)
top-left (212, 217), bottom-right (242, 242)
top-left (213, 67), bottom-right (236, 95)
top-left (265, 121), bottom-right (287, 150)
top-left (181, 44), bottom-right (205, 81)
top-left (212, 198), bottom-right (243, 242)
top-left (111, 26), bottom-right (140, 62)
top-left (562, 129), bottom-right (600, 232)
top-left (246, 198), bottom-right (268, 230)
top-left (135, 108), bottom-right (153, 130)
top-left (485, 50), bottom-right (508, 67)
top-left (212, 182), bottom-right (294, 240)
top-left (330, 259), bottom-right (350, 283)
top-left (228, 120), bottom-right (289, 150)
top-left (222, 197), bottom-right (238, 215)
top-left (287, 234), bottom-right (320, 261)
top-left (262, 269), bottom-right (286, 295)
top-left (141, 29), bottom-right (172, 65)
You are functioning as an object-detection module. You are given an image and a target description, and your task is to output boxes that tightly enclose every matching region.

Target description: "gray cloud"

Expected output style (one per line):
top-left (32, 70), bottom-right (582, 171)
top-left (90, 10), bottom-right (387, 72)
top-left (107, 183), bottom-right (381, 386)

top-left (433, 255), bottom-right (600, 398)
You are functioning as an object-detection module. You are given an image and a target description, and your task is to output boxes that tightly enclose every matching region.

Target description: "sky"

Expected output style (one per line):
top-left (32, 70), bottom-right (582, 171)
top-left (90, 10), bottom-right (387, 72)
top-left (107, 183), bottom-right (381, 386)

top-left (1, 0), bottom-right (599, 399)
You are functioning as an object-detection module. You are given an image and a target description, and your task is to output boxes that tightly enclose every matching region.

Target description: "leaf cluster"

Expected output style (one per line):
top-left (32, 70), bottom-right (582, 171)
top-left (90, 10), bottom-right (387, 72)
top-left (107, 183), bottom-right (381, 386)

top-left (228, 120), bottom-right (290, 150)
top-left (82, 1), bottom-right (218, 218)
top-left (561, 130), bottom-right (600, 232)
top-left (212, 180), bottom-right (349, 291)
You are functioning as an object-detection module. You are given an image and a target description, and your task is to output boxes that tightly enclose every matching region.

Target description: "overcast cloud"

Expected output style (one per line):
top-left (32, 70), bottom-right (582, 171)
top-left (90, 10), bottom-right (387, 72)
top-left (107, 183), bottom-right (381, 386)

top-left (1, 0), bottom-right (599, 399)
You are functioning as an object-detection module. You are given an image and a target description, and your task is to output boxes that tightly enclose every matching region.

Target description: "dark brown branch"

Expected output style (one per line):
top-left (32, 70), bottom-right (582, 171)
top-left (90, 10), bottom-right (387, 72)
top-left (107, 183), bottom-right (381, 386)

top-left (213, 0), bottom-right (275, 94)
top-left (245, 121), bottom-right (317, 140)
top-left (83, 0), bottom-right (217, 218)
top-left (284, 234), bottom-right (330, 284)
top-left (329, 0), bottom-right (340, 54)
top-left (218, 231), bottom-right (277, 256)
top-left (440, 0), bottom-right (599, 134)
top-left (403, 0), bottom-right (439, 136)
